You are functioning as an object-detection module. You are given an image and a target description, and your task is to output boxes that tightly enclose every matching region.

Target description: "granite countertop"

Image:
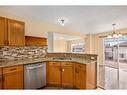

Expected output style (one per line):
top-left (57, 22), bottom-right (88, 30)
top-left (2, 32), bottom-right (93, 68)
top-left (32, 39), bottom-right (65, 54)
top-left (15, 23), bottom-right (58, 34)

top-left (0, 57), bottom-right (97, 68)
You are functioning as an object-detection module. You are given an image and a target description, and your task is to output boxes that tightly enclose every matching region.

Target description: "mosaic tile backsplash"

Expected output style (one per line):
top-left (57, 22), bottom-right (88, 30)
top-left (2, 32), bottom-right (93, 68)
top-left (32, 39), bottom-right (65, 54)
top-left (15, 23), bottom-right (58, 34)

top-left (0, 46), bottom-right (47, 61)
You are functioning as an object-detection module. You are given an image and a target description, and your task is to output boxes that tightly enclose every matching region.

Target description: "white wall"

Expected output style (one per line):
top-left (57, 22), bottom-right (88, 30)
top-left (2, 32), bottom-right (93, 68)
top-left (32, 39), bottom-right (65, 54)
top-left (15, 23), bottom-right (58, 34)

top-left (53, 39), bottom-right (67, 52)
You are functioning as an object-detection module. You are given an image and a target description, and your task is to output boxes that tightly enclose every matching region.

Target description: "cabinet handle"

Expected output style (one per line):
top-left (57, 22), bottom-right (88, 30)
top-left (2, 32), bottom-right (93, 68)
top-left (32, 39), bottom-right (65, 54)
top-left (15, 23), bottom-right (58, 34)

top-left (59, 68), bottom-right (64, 72)
top-left (79, 65), bottom-right (82, 68)
top-left (75, 68), bottom-right (79, 73)
top-left (0, 76), bottom-right (2, 82)
top-left (2, 76), bottom-right (5, 82)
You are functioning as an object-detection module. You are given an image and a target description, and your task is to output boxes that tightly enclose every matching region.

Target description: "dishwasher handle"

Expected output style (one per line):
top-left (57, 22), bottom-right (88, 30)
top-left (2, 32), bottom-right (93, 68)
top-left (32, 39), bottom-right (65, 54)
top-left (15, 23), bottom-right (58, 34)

top-left (26, 64), bottom-right (45, 70)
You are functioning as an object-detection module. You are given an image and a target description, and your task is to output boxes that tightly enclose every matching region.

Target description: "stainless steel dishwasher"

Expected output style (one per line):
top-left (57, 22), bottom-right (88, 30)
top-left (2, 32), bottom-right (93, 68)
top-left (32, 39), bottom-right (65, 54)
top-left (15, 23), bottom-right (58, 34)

top-left (24, 62), bottom-right (46, 89)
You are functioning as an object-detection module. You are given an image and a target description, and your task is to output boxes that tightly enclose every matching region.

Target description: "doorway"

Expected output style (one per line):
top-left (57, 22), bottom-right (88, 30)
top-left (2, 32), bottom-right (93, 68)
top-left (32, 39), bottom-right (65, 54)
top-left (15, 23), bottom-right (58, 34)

top-left (99, 36), bottom-right (127, 89)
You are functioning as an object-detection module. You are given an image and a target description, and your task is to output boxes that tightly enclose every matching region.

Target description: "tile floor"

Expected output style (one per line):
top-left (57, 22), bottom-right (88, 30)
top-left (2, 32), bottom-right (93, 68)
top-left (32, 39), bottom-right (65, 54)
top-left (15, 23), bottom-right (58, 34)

top-left (99, 65), bottom-right (127, 89)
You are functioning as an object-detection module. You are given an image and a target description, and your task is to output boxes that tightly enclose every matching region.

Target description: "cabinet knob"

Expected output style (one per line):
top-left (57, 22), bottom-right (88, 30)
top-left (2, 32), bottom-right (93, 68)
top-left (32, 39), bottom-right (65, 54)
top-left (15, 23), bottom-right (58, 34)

top-left (62, 69), bottom-right (64, 72)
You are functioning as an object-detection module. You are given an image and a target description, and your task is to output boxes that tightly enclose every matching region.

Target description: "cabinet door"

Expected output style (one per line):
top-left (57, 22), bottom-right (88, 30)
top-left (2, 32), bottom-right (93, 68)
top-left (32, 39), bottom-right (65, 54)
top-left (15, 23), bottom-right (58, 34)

top-left (0, 76), bottom-right (2, 89)
top-left (7, 19), bottom-right (25, 46)
top-left (3, 71), bottom-right (23, 89)
top-left (0, 68), bottom-right (2, 89)
top-left (61, 62), bottom-right (74, 88)
top-left (75, 68), bottom-right (86, 89)
top-left (3, 65), bottom-right (23, 89)
top-left (0, 17), bottom-right (7, 45)
top-left (47, 62), bottom-right (61, 86)
top-left (85, 63), bottom-right (97, 89)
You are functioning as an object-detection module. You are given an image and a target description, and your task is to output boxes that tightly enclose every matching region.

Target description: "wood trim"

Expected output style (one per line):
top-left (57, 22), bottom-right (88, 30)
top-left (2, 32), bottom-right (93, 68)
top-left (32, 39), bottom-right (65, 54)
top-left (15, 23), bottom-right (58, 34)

top-left (7, 18), bottom-right (25, 24)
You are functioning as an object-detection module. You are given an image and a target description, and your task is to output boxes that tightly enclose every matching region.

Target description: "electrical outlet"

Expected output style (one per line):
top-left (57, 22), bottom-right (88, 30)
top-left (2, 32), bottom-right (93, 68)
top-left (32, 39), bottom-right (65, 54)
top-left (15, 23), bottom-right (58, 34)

top-left (91, 56), bottom-right (95, 60)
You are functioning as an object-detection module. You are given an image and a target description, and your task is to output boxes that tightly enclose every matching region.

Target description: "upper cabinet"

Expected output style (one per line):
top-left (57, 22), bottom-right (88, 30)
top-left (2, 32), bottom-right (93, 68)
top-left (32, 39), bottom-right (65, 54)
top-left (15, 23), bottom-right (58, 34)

top-left (25, 36), bottom-right (47, 46)
top-left (0, 17), bottom-right (7, 45)
top-left (0, 16), bottom-right (25, 46)
top-left (7, 19), bottom-right (25, 46)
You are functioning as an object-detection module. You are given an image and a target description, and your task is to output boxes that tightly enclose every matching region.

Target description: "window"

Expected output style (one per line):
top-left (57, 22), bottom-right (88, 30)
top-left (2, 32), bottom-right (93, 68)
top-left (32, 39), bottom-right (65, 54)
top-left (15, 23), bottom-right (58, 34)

top-left (71, 43), bottom-right (85, 53)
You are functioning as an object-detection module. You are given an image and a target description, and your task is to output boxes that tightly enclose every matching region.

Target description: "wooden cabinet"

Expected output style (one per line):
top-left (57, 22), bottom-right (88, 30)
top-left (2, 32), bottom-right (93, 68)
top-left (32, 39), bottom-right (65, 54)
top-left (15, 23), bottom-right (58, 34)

top-left (8, 19), bottom-right (25, 46)
top-left (85, 62), bottom-right (97, 89)
top-left (47, 62), bottom-right (61, 86)
top-left (47, 61), bottom-right (97, 89)
top-left (0, 16), bottom-right (25, 46)
top-left (75, 62), bottom-right (97, 89)
top-left (75, 63), bottom-right (86, 89)
top-left (47, 61), bottom-right (74, 88)
top-left (25, 36), bottom-right (47, 46)
top-left (0, 17), bottom-right (7, 45)
top-left (61, 62), bottom-right (74, 88)
top-left (3, 65), bottom-right (23, 89)
top-left (0, 68), bottom-right (2, 89)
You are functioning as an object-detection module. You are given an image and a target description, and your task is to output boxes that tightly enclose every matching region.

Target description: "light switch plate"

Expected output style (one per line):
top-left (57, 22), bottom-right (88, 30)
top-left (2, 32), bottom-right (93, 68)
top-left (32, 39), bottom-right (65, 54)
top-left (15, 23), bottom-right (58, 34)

top-left (91, 56), bottom-right (95, 60)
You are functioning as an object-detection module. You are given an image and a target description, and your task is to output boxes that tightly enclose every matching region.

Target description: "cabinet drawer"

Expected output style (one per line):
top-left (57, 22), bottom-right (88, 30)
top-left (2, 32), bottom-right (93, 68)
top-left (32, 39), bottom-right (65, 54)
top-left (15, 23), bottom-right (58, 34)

top-left (48, 62), bottom-right (60, 66)
top-left (3, 65), bottom-right (23, 74)
top-left (61, 62), bottom-right (73, 66)
top-left (75, 63), bottom-right (86, 70)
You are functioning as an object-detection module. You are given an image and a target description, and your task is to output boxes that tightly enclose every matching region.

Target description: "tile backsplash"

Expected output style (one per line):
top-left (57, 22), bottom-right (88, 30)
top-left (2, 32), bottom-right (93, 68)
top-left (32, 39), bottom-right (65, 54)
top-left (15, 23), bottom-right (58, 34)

top-left (0, 46), bottom-right (47, 60)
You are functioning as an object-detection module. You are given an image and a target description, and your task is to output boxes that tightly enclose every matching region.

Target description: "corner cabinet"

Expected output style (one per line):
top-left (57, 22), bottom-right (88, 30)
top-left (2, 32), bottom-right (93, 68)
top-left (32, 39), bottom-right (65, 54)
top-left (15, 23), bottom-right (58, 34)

top-left (74, 62), bottom-right (97, 89)
top-left (0, 16), bottom-right (25, 46)
top-left (3, 65), bottom-right (24, 89)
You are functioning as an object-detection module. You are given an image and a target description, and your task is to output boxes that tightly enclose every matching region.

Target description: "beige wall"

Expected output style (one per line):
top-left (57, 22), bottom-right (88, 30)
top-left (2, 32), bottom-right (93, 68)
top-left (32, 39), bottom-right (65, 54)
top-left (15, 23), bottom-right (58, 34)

top-left (85, 34), bottom-right (92, 54)
top-left (53, 39), bottom-right (67, 52)
top-left (54, 38), bottom-right (85, 53)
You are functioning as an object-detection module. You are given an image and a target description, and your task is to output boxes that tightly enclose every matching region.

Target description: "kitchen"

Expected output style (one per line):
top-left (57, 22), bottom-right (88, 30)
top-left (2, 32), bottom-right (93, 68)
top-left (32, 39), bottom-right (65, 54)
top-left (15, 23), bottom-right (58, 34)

top-left (0, 12), bottom-right (97, 89)
top-left (0, 6), bottom-right (127, 90)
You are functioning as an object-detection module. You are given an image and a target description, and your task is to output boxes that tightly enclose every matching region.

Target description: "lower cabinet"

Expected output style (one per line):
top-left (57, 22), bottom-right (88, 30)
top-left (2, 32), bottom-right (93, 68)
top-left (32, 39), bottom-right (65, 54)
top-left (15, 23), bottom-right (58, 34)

top-left (3, 65), bottom-right (23, 89)
top-left (47, 61), bottom-right (97, 89)
top-left (0, 68), bottom-right (2, 89)
top-left (47, 62), bottom-right (61, 86)
top-left (61, 62), bottom-right (74, 88)
top-left (74, 62), bottom-right (97, 89)
top-left (75, 63), bottom-right (86, 89)
top-left (46, 61), bottom-right (74, 88)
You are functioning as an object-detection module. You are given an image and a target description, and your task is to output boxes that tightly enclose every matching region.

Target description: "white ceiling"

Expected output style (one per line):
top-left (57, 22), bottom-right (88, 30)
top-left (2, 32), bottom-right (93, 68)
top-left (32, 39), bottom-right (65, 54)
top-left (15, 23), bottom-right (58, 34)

top-left (0, 6), bottom-right (127, 34)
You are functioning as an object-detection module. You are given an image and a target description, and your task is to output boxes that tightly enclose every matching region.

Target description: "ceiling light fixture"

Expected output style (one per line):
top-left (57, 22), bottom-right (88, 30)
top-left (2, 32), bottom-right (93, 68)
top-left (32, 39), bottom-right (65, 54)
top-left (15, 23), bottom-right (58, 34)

top-left (107, 24), bottom-right (122, 38)
top-left (60, 19), bottom-right (65, 26)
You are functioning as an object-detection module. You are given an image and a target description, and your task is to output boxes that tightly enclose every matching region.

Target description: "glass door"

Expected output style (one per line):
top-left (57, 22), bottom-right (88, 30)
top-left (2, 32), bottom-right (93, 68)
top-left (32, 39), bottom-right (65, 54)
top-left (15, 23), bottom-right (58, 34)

top-left (104, 38), bottom-right (119, 89)
top-left (118, 36), bottom-right (127, 89)
top-left (101, 36), bottom-right (127, 89)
